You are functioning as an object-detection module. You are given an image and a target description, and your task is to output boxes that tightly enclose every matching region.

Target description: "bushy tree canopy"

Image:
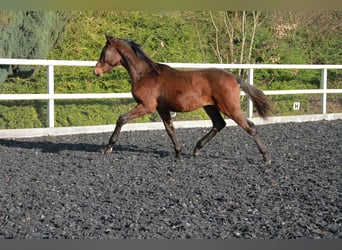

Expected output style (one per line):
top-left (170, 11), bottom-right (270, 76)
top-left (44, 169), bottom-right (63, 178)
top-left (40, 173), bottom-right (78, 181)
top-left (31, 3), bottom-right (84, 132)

top-left (0, 11), bottom-right (70, 82)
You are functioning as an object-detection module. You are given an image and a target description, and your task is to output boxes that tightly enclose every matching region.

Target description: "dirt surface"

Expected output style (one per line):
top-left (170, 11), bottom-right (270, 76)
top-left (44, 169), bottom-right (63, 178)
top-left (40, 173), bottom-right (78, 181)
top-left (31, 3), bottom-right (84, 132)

top-left (0, 120), bottom-right (341, 239)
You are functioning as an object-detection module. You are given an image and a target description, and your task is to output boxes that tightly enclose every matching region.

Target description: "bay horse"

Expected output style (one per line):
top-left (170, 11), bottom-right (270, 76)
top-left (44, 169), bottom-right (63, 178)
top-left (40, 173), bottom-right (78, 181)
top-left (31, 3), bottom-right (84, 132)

top-left (94, 35), bottom-right (274, 163)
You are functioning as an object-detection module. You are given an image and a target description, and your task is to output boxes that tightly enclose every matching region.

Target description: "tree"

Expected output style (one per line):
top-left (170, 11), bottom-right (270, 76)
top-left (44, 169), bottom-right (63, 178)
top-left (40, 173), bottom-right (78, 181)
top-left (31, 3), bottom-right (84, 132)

top-left (0, 11), bottom-right (70, 83)
top-left (207, 11), bottom-right (265, 76)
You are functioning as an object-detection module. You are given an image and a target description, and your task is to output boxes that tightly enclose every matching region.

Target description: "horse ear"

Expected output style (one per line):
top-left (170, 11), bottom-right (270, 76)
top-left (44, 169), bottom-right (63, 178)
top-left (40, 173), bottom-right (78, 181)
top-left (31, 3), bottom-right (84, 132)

top-left (105, 34), bottom-right (115, 43)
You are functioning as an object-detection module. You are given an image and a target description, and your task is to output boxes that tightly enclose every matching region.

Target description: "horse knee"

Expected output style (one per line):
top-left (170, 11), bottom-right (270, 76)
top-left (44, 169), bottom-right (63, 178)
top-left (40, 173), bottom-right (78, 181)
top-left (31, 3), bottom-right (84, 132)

top-left (116, 114), bottom-right (129, 127)
top-left (216, 119), bottom-right (226, 131)
top-left (213, 118), bottom-right (226, 131)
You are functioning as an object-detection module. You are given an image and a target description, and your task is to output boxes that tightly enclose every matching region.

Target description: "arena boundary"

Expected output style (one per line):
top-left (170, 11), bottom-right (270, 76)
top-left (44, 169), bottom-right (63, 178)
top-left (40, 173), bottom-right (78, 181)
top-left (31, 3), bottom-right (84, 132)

top-left (0, 113), bottom-right (340, 139)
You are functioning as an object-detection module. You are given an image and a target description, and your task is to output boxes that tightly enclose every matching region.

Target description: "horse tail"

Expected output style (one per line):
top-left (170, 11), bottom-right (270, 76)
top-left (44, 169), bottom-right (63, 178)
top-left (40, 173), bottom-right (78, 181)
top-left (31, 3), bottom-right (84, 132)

top-left (235, 77), bottom-right (274, 118)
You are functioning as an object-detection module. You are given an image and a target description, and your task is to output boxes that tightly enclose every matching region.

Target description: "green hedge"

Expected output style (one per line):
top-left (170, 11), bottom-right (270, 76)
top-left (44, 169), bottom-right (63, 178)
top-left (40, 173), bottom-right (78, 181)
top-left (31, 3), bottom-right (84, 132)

top-left (0, 11), bottom-right (341, 129)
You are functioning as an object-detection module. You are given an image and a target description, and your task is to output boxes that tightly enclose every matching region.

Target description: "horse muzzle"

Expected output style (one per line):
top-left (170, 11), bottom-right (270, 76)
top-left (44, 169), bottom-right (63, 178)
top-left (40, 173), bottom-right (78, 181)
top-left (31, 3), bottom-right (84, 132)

top-left (93, 67), bottom-right (103, 76)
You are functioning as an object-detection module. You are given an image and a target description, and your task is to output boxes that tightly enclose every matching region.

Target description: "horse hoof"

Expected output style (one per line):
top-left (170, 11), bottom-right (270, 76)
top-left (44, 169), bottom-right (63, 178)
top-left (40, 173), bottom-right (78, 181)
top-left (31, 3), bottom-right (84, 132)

top-left (264, 159), bottom-right (272, 165)
top-left (102, 147), bottom-right (113, 154)
top-left (193, 149), bottom-right (201, 157)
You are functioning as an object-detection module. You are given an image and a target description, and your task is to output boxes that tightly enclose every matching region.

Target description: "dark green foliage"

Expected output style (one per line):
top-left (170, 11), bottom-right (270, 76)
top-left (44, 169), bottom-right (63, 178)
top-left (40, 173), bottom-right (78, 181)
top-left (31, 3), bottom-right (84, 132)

top-left (50, 11), bottom-right (205, 63)
top-left (0, 101), bottom-right (44, 128)
top-left (0, 11), bottom-right (70, 82)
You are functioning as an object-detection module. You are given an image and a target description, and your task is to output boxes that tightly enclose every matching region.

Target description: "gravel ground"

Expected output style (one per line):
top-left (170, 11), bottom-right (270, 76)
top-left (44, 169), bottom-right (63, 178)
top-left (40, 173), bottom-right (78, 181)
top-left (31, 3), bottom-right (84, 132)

top-left (0, 120), bottom-right (341, 239)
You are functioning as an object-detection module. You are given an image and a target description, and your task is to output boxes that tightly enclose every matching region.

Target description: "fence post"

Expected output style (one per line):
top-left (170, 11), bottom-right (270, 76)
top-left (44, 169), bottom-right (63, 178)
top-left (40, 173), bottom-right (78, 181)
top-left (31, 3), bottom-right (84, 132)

top-left (321, 68), bottom-right (327, 115)
top-left (247, 68), bottom-right (254, 118)
top-left (47, 65), bottom-right (55, 128)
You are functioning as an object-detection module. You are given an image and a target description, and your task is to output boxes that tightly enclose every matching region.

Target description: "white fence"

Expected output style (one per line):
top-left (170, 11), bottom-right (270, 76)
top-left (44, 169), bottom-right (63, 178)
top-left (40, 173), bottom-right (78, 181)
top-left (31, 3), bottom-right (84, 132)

top-left (0, 59), bottom-right (341, 138)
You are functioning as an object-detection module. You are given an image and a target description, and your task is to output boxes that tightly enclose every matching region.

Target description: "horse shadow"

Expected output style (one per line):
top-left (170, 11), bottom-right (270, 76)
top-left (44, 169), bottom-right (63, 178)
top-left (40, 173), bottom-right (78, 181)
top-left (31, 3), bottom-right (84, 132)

top-left (0, 138), bottom-right (171, 157)
top-left (0, 138), bottom-right (102, 153)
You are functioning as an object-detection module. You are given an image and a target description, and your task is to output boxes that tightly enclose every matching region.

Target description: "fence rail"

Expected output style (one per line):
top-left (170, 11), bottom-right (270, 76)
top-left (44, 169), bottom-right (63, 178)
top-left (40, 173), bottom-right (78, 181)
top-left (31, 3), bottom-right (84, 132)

top-left (0, 59), bottom-right (341, 136)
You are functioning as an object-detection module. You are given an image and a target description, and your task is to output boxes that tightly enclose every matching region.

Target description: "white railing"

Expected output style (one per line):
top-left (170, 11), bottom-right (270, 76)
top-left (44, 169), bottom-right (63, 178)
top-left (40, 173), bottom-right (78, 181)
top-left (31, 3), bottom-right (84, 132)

top-left (0, 58), bottom-right (341, 132)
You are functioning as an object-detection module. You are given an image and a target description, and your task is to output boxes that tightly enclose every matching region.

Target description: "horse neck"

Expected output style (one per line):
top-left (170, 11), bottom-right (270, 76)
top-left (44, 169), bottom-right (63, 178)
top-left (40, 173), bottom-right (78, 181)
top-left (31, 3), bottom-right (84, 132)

top-left (119, 48), bottom-right (151, 83)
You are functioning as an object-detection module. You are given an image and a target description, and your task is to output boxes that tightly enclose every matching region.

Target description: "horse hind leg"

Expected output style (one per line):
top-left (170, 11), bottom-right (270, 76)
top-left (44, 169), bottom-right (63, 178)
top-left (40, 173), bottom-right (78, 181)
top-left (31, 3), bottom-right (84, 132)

top-left (230, 111), bottom-right (271, 163)
top-left (193, 105), bottom-right (226, 156)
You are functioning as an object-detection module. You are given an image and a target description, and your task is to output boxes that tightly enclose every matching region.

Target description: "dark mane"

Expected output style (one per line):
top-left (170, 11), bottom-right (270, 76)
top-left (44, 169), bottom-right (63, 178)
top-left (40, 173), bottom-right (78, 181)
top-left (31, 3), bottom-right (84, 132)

top-left (123, 39), bottom-right (162, 74)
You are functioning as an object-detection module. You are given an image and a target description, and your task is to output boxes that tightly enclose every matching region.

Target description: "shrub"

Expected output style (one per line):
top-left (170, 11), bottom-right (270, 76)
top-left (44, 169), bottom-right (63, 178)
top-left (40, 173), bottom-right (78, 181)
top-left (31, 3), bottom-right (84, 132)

top-left (0, 11), bottom-right (70, 82)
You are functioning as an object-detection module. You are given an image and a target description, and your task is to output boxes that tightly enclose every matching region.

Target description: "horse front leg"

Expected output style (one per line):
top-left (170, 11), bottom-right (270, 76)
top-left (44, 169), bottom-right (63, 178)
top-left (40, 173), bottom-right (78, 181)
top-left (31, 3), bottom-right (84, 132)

top-left (158, 109), bottom-right (182, 158)
top-left (193, 106), bottom-right (226, 156)
top-left (104, 104), bottom-right (151, 154)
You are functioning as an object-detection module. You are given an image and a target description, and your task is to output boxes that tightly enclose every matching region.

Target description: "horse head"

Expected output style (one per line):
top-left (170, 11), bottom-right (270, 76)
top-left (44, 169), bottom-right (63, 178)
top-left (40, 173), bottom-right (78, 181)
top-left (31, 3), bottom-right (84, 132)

top-left (93, 34), bottom-right (122, 76)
